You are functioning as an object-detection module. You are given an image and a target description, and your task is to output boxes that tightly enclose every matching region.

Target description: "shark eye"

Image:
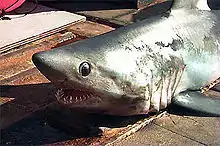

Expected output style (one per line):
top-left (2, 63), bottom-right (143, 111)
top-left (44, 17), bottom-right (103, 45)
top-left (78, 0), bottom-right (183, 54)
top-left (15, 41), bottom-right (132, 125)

top-left (79, 61), bottom-right (91, 77)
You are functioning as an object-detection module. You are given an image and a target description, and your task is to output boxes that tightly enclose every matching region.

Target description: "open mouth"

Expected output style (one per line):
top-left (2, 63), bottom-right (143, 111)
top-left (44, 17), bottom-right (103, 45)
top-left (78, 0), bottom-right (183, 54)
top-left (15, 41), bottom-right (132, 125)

top-left (55, 88), bottom-right (102, 105)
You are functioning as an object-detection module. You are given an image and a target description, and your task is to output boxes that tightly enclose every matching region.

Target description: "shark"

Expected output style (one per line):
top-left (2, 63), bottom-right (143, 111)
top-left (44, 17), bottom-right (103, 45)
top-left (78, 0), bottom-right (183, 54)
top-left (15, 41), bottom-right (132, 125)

top-left (32, 0), bottom-right (220, 116)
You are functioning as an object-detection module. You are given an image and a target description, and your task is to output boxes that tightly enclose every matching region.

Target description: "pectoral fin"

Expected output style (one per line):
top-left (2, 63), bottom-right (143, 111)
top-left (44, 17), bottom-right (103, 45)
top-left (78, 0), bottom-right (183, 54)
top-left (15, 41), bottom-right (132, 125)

top-left (172, 91), bottom-right (220, 116)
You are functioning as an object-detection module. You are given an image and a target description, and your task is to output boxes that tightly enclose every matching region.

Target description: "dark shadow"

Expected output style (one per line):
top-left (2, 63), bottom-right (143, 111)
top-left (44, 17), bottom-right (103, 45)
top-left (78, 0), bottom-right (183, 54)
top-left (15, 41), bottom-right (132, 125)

top-left (0, 109), bottom-right (73, 145)
top-left (0, 83), bottom-right (57, 129)
top-left (37, 0), bottom-right (137, 12)
top-left (0, 83), bottom-right (148, 145)
top-left (0, 83), bottom-right (56, 100)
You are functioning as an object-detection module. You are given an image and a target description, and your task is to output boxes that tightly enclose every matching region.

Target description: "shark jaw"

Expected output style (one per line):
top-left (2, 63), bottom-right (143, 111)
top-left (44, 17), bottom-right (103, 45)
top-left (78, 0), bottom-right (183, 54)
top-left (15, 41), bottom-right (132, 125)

top-left (54, 86), bottom-right (151, 116)
top-left (52, 77), bottom-right (151, 116)
top-left (55, 88), bottom-right (103, 108)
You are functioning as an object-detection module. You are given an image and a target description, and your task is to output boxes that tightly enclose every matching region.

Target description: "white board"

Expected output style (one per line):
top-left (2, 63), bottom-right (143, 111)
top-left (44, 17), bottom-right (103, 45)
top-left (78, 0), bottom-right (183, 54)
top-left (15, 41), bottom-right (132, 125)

top-left (0, 2), bottom-right (86, 52)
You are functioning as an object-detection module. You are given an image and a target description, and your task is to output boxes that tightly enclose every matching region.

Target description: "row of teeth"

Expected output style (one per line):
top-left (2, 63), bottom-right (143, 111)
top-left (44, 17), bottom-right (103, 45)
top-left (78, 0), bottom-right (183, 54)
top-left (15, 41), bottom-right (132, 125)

top-left (55, 89), bottom-right (88, 104)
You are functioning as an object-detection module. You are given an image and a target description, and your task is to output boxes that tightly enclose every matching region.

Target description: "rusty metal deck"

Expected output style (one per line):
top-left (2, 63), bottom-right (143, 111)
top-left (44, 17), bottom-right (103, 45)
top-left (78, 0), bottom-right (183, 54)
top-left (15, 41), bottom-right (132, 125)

top-left (1, 1), bottom-right (220, 145)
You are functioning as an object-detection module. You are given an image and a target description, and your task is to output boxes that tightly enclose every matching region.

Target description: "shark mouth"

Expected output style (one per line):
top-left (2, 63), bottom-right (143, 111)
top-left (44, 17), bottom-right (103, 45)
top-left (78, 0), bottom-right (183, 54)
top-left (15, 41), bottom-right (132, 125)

top-left (55, 88), bottom-right (102, 105)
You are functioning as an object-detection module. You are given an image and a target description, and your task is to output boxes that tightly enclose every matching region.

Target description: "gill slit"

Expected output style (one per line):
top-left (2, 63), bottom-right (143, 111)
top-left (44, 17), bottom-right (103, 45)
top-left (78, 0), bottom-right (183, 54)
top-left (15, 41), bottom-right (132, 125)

top-left (149, 69), bottom-right (153, 108)
top-left (159, 73), bottom-right (164, 110)
top-left (172, 68), bottom-right (184, 95)
top-left (171, 68), bottom-right (179, 96)
top-left (166, 70), bottom-right (172, 104)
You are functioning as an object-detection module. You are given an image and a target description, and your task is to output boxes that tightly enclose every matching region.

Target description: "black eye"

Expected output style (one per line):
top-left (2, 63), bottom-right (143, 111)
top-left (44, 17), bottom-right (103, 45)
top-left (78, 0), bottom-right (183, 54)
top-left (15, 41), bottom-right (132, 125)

top-left (79, 61), bottom-right (91, 77)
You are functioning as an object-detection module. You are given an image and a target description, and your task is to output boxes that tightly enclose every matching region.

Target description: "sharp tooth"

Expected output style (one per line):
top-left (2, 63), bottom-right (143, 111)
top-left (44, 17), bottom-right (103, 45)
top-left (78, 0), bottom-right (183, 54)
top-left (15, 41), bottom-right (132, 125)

top-left (64, 98), bottom-right (67, 102)
top-left (84, 95), bottom-right (87, 100)
top-left (57, 89), bottom-right (63, 95)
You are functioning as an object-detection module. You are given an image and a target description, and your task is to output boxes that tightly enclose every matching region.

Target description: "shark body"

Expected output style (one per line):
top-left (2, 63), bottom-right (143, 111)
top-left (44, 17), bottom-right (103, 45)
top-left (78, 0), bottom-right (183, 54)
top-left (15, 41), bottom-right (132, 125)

top-left (32, 0), bottom-right (220, 116)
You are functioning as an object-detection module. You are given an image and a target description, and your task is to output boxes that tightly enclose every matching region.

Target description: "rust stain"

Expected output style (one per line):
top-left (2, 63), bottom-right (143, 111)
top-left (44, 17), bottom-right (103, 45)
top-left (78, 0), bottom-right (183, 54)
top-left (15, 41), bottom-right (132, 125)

top-left (52, 128), bottom-right (126, 146)
top-left (68, 21), bottom-right (115, 37)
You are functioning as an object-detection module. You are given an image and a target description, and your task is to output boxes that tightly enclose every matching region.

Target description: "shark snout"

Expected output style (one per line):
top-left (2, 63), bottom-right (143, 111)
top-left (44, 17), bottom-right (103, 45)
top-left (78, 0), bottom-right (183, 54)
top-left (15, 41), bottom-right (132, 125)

top-left (32, 50), bottom-right (69, 83)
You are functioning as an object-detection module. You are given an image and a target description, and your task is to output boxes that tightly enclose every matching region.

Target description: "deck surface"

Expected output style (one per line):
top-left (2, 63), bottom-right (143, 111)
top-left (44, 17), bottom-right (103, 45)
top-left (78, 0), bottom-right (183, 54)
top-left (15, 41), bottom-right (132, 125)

top-left (1, 1), bottom-right (220, 145)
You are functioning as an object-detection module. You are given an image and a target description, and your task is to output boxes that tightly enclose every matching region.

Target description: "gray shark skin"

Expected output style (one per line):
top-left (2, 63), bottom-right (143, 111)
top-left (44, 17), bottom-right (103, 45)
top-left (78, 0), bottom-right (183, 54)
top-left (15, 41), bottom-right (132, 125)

top-left (32, 0), bottom-right (220, 116)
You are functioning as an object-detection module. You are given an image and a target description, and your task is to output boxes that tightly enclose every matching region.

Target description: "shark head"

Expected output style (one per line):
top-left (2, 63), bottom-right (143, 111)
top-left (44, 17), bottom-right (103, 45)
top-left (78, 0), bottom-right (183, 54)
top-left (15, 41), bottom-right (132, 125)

top-left (32, 39), bottom-right (150, 116)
